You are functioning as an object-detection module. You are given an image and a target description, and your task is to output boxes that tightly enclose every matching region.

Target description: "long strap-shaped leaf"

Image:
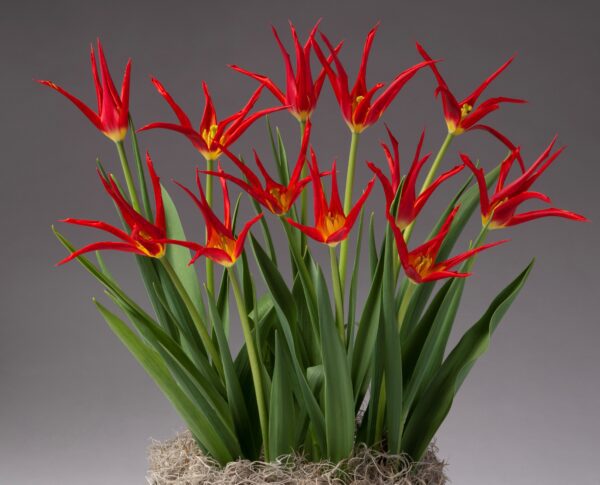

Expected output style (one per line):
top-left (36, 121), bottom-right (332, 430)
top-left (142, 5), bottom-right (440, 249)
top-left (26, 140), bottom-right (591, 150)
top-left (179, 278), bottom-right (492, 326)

top-left (315, 267), bottom-right (355, 461)
top-left (402, 260), bottom-right (534, 459)
top-left (94, 300), bottom-right (238, 464)
top-left (250, 235), bottom-right (327, 451)
top-left (205, 288), bottom-right (261, 459)
top-left (381, 229), bottom-right (404, 453)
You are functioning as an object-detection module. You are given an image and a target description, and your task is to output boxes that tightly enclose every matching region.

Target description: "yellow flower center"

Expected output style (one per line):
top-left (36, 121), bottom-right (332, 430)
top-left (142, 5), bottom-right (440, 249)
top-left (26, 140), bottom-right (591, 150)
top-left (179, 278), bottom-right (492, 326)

top-left (410, 254), bottom-right (434, 277)
top-left (460, 103), bottom-right (473, 119)
top-left (134, 231), bottom-right (166, 258)
top-left (207, 233), bottom-right (237, 265)
top-left (268, 187), bottom-right (293, 214)
top-left (323, 211), bottom-right (346, 243)
top-left (448, 104), bottom-right (473, 135)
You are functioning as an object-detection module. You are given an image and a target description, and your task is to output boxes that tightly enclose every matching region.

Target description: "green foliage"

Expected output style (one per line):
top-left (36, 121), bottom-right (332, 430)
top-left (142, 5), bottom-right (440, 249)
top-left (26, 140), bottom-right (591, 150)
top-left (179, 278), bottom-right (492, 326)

top-left (55, 121), bottom-right (537, 465)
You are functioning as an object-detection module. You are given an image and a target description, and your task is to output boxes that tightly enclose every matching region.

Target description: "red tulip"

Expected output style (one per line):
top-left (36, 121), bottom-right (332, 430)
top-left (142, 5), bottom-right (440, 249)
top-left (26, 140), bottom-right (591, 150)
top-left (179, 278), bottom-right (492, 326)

top-left (286, 149), bottom-right (374, 246)
top-left (139, 80), bottom-right (286, 161)
top-left (58, 153), bottom-right (166, 264)
top-left (367, 127), bottom-right (464, 230)
top-left (230, 20), bottom-right (341, 122)
top-left (416, 42), bottom-right (525, 166)
top-left (168, 167), bottom-right (262, 267)
top-left (38, 40), bottom-right (131, 142)
top-left (461, 138), bottom-right (587, 229)
top-left (313, 24), bottom-right (434, 133)
top-left (205, 120), bottom-right (313, 215)
top-left (390, 206), bottom-right (507, 283)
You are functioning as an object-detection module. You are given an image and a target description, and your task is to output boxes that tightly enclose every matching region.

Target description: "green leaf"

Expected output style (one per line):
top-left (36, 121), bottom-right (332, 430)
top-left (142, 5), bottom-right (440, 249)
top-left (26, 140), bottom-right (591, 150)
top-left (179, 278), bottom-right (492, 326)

top-left (351, 243), bottom-right (384, 407)
top-left (269, 331), bottom-right (296, 458)
top-left (381, 229), bottom-right (403, 453)
top-left (368, 212), bottom-right (378, 278)
top-left (346, 210), bottom-right (365, 350)
top-left (250, 235), bottom-right (326, 451)
top-left (205, 288), bottom-right (260, 459)
top-left (94, 300), bottom-right (238, 464)
top-left (315, 267), bottom-right (354, 461)
top-left (402, 261), bottom-right (534, 459)
top-left (161, 185), bottom-right (204, 315)
top-left (250, 235), bottom-right (298, 326)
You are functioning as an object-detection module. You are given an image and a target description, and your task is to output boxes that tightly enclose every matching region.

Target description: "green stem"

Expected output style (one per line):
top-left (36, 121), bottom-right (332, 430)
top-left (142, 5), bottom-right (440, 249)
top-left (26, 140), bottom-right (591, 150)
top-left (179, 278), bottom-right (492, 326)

top-left (397, 279), bottom-right (417, 331)
top-left (228, 267), bottom-right (269, 460)
top-left (401, 133), bottom-right (454, 246)
top-left (299, 120), bottom-right (307, 225)
top-left (115, 140), bottom-right (141, 213)
top-left (128, 117), bottom-right (153, 219)
top-left (161, 258), bottom-right (223, 377)
top-left (420, 132), bottom-right (454, 194)
top-left (329, 246), bottom-right (345, 343)
top-left (205, 158), bottom-right (215, 296)
top-left (339, 131), bottom-right (360, 290)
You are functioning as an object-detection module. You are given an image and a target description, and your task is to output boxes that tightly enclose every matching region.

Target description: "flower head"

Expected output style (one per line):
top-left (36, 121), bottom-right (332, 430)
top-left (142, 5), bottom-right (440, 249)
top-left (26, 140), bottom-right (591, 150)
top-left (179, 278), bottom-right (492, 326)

top-left (169, 167), bottom-right (262, 267)
top-left (416, 42), bottom-right (525, 165)
top-left (461, 138), bottom-right (587, 229)
top-left (313, 24), bottom-right (434, 133)
top-left (367, 127), bottom-right (464, 230)
top-left (390, 206), bottom-right (507, 283)
top-left (230, 20), bottom-right (340, 122)
top-left (38, 39), bottom-right (131, 142)
top-left (207, 120), bottom-right (313, 215)
top-left (58, 153), bottom-right (166, 264)
top-left (286, 149), bottom-right (374, 246)
top-left (139, 80), bottom-right (286, 161)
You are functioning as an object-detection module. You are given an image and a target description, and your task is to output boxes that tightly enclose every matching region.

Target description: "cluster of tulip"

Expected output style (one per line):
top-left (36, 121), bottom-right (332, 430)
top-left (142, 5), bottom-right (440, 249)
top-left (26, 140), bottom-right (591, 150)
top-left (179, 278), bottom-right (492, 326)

top-left (42, 21), bottom-right (585, 465)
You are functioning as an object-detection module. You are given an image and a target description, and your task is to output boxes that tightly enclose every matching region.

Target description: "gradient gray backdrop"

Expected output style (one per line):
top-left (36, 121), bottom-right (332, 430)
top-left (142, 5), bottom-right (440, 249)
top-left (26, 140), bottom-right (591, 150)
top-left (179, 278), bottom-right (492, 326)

top-left (2, 1), bottom-right (599, 484)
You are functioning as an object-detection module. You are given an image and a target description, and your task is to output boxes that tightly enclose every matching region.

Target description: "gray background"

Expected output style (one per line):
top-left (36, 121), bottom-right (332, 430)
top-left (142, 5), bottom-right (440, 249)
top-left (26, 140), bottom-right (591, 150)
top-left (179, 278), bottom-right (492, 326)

top-left (1, 1), bottom-right (599, 484)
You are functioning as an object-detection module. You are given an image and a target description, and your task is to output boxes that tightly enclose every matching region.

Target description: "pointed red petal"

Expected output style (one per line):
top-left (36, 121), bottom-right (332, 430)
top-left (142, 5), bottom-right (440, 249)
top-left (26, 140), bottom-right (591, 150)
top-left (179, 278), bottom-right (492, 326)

top-left (366, 59), bottom-right (435, 126)
top-left (57, 241), bottom-right (138, 265)
top-left (60, 218), bottom-right (130, 241)
top-left (460, 154), bottom-right (491, 216)
top-left (37, 80), bottom-right (102, 131)
top-left (233, 213), bottom-right (263, 260)
top-left (150, 77), bottom-right (193, 128)
top-left (229, 65), bottom-right (287, 104)
top-left (462, 55), bottom-right (516, 107)
top-left (285, 218), bottom-right (326, 243)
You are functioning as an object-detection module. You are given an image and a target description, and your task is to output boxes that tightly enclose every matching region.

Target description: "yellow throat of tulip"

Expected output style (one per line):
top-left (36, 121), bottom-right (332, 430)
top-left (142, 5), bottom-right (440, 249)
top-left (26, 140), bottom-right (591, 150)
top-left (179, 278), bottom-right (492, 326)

top-left (447, 103), bottom-right (472, 135)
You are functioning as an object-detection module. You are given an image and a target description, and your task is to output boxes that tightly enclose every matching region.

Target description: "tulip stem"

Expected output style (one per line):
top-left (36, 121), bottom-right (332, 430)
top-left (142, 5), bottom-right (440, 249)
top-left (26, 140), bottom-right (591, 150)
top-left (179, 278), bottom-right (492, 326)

top-left (299, 120), bottom-right (307, 224)
top-left (228, 267), bottom-right (269, 460)
top-left (115, 140), bottom-right (142, 213)
top-left (339, 131), bottom-right (361, 290)
top-left (161, 258), bottom-right (223, 378)
top-left (401, 133), bottom-right (454, 246)
top-left (420, 132), bottom-right (454, 195)
top-left (205, 158), bottom-right (215, 297)
top-left (329, 246), bottom-right (345, 343)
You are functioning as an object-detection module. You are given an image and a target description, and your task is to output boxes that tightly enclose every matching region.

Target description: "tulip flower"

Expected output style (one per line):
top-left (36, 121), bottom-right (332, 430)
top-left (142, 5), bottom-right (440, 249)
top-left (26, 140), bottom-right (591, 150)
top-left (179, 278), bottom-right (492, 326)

top-left (139, 79), bottom-right (286, 161)
top-left (38, 40), bottom-right (131, 142)
top-left (58, 153), bottom-right (166, 264)
top-left (461, 139), bottom-right (587, 229)
top-left (416, 42), bottom-right (525, 164)
top-left (367, 127), bottom-right (464, 230)
top-left (169, 168), bottom-right (262, 267)
top-left (286, 149), bottom-right (374, 246)
top-left (230, 20), bottom-right (341, 122)
top-left (313, 25), bottom-right (434, 133)
top-left (390, 206), bottom-right (507, 283)
top-left (205, 121), bottom-right (313, 215)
